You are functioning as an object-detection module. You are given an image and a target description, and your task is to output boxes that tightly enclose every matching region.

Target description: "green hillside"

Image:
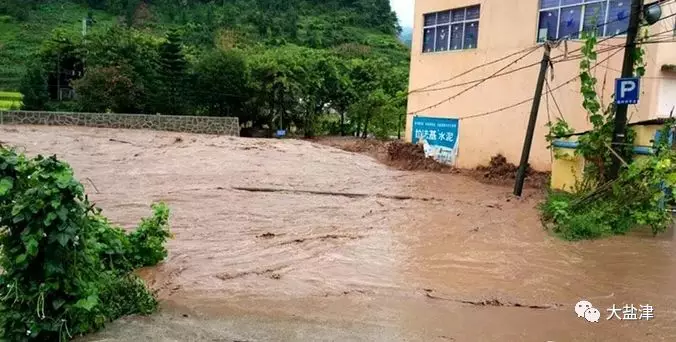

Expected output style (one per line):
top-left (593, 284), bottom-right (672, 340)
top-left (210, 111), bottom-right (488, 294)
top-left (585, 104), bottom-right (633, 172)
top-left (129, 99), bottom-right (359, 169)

top-left (0, 0), bottom-right (410, 137)
top-left (0, 0), bottom-right (408, 89)
top-left (0, 1), bottom-right (116, 90)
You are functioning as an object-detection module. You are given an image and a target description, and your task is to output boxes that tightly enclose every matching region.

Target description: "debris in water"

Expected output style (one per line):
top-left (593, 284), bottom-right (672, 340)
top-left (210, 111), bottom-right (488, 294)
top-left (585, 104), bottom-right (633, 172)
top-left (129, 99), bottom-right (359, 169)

top-left (386, 140), bottom-right (455, 172)
top-left (423, 289), bottom-right (562, 310)
top-left (257, 232), bottom-right (277, 239)
top-left (474, 154), bottom-right (549, 188)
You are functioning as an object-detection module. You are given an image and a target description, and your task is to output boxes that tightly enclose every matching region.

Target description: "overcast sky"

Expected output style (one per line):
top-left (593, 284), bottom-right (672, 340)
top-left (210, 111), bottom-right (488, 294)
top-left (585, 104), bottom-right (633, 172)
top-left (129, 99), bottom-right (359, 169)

top-left (390, 0), bottom-right (414, 28)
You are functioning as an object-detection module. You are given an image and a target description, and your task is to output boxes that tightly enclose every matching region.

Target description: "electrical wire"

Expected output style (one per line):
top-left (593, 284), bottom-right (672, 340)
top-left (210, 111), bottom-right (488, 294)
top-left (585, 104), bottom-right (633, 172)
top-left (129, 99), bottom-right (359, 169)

top-left (405, 45), bottom-right (541, 115)
top-left (410, 9), bottom-right (676, 96)
top-left (408, 20), bottom-right (676, 117)
top-left (458, 46), bottom-right (625, 121)
top-left (407, 45), bottom-right (541, 94)
top-left (545, 78), bottom-right (566, 122)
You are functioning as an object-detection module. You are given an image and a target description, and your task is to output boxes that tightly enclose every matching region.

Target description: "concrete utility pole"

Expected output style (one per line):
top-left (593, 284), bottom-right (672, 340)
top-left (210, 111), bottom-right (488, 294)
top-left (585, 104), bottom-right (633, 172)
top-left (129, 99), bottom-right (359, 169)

top-left (609, 0), bottom-right (643, 180)
top-left (514, 42), bottom-right (551, 197)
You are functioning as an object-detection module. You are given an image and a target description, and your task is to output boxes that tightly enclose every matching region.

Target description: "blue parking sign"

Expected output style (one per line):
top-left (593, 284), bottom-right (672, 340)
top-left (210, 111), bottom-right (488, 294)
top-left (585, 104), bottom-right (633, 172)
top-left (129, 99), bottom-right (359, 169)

top-left (615, 77), bottom-right (640, 105)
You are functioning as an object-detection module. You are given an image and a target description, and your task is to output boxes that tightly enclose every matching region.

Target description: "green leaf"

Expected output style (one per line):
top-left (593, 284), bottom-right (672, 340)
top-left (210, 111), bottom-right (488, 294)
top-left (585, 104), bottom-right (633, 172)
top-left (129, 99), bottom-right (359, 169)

top-left (15, 254), bottom-right (26, 264)
top-left (52, 298), bottom-right (66, 310)
top-left (44, 212), bottom-right (58, 226)
top-left (74, 295), bottom-right (99, 311)
top-left (54, 233), bottom-right (70, 247)
top-left (55, 170), bottom-right (73, 189)
top-left (56, 206), bottom-right (68, 221)
top-left (0, 177), bottom-right (12, 196)
top-left (25, 238), bottom-right (39, 256)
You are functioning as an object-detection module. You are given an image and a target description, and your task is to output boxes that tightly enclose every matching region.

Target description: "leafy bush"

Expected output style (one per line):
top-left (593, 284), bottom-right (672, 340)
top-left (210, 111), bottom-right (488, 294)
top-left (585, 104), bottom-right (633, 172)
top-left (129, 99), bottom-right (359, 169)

top-left (0, 146), bottom-right (171, 341)
top-left (541, 122), bottom-right (676, 240)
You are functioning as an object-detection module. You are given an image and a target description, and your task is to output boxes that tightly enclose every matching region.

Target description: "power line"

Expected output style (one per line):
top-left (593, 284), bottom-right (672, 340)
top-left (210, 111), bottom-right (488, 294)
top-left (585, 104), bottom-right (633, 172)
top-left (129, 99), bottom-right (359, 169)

top-left (459, 46), bottom-right (625, 121)
top-left (407, 45), bottom-right (540, 94)
top-left (406, 46), bottom-right (541, 115)
top-left (409, 22), bottom-right (676, 117)
top-left (421, 43), bottom-right (628, 93)
top-left (545, 78), bottom-right (566, 121)
top-left (411, 9), bottom-right (676, 96)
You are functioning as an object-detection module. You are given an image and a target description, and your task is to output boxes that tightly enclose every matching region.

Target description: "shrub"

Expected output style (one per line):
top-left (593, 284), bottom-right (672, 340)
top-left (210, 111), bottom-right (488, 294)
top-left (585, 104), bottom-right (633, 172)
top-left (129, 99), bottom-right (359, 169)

top-left (0, 146), bottom-right (171, 341)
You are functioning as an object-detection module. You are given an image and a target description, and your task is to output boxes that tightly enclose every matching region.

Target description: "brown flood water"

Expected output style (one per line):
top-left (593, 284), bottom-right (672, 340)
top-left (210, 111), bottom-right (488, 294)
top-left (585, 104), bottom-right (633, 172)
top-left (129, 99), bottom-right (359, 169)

top-left (3, 125), bottom-right (676, 341)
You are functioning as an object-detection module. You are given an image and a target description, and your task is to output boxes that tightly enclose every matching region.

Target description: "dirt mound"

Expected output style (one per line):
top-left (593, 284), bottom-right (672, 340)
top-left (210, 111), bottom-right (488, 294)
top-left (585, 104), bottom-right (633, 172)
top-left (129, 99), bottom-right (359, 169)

top-left (474, 154), bottom-right (548, 188)
top-left (386, 141), bottom-right (454, 172)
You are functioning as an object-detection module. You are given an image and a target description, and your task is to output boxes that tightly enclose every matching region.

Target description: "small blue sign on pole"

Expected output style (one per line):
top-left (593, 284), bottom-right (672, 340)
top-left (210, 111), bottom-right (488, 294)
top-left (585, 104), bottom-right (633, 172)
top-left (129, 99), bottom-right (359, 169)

top-left (411, 116), bottom-right (460, 165)
top-left (615, 77), bottom-right (640, 105)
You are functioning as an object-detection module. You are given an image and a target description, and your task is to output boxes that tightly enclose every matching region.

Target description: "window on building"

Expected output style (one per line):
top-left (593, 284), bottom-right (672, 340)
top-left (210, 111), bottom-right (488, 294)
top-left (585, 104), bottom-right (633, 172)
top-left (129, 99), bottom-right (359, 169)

top-left (537, 0), bottom-right (630, 42)
top-left (423, 5), bottom-right (480, 53)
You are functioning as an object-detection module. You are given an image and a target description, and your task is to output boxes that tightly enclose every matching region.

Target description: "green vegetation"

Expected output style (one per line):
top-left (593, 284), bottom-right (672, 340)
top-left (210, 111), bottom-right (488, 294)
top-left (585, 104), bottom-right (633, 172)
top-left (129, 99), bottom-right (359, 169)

top-left (2, 0), bottom-right (410, 137)
top-left (0, 146), bottom-right (172, 341)
top-left (0, 91), bottom-right (23, 109)
top-left (0, 1), bottom-right (115, 90)
top-left (542, 30), bottom-right (675, 240)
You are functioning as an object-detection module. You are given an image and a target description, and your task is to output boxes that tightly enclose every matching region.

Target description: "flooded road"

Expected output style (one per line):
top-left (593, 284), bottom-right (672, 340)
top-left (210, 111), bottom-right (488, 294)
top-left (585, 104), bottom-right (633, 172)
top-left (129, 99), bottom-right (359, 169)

top-left (3, 125), bottom-right (676, 341)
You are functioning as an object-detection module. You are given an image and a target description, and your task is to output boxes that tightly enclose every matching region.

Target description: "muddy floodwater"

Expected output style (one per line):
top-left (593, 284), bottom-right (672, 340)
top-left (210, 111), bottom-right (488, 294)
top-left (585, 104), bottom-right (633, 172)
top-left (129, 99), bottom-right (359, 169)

top-left (3, 125), bottom-right (676, 341)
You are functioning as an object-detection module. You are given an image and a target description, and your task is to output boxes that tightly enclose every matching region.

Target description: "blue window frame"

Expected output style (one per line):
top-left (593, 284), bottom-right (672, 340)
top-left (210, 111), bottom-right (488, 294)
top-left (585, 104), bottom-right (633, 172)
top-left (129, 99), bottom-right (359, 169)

top-left (537, 0), bottom-right (629, 42)
top-left (423, 5), bottom-right (480, 53)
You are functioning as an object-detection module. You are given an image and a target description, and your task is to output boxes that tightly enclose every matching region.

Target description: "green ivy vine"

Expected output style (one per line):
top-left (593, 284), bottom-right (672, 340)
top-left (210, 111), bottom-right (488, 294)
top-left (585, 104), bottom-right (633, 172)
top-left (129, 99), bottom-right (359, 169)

top-left (0, 146), bottom-right (172, 341)
top-left (542, 29), bottom-right (676, 240)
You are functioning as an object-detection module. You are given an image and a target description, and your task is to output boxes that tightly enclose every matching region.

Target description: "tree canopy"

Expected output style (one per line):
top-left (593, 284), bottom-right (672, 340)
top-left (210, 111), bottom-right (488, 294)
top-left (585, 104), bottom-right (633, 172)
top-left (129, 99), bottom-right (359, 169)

top-left (4, 0), bottom-right (410, 137)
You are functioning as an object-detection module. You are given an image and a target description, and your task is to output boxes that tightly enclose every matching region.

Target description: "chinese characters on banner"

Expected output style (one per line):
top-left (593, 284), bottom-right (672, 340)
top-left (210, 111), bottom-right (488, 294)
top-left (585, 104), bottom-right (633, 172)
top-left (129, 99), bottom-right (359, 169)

top-left (411, 116), bottom-right (459, 165)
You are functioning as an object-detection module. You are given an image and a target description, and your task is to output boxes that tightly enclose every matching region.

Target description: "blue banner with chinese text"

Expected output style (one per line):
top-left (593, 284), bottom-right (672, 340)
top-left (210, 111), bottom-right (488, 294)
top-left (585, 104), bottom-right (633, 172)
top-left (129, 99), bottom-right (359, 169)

top-left (412, 116), bottom-right (460, 165)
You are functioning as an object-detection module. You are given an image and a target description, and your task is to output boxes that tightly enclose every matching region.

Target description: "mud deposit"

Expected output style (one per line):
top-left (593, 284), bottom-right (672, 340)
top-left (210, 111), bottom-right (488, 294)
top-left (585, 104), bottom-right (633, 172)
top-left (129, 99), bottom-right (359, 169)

top-left (2, 126), bottom-right (676, 341)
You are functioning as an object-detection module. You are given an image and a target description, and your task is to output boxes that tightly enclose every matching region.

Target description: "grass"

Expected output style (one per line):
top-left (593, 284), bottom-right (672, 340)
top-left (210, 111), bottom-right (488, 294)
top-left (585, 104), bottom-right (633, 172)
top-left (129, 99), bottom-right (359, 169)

top-left (0, 99), bottom-right (21, 110)
top-left (0, 0), bottom-right (116, 91)
top-left (0, 91), bottom-right (22, 109)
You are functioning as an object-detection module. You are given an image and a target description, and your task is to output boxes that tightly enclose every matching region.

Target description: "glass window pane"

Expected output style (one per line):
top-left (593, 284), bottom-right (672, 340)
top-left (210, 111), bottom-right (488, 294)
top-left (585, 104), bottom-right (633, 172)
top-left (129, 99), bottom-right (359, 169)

top-left (435, 25), bottom-right (450, 51)
top-left (451, 9), bottom-right (465, 22)
top-left (424, 13), bottom-right (436, 26)
top-left (540, 0), bottom-right (560, 9)
top-left (606, 0), bottom-right (629, 35)
top-left (558, 5), bottom-right (583, 39)
top-left (561, 0), bottom-right (583, 5)
top-left (450, 23), bottom-right (464, 50)
top-left (464, 22), bottom-right (479, 49)
top-left (466, 6), bottom-right (480, 20)
top-left (437, 10), bottom-right (451, 24)
top-left (423, 27), bottom-right (436, 52)
top-left (537, 9), bottom-right (560, 42)
top-left (583, 2), bottom-right (606, 36)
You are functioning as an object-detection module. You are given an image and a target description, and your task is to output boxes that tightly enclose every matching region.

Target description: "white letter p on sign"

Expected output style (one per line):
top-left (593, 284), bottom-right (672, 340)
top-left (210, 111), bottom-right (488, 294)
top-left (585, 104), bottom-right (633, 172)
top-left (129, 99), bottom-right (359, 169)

top-left (620, 81), bottom-right (636, 99)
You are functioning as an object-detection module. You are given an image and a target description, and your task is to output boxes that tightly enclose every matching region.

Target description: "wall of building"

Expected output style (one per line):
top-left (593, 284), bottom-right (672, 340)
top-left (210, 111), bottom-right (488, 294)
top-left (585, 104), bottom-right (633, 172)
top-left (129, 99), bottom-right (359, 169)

top-left (0, 111), bottom-right (240, 136)
top-left (407, 0), bottom-right (676, 171)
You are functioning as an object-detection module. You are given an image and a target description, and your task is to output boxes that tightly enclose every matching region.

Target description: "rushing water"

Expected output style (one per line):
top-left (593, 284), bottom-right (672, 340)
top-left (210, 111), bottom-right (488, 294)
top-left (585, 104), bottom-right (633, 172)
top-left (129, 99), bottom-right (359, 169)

top-left (4, 126), bottom-right (676, 341)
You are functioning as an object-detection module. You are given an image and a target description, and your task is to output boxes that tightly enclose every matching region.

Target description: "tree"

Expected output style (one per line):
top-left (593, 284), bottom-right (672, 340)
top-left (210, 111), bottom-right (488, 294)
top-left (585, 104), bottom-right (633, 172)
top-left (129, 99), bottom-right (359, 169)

top-left (85, 26), bottom-right (162, 113)
top-left (248, 45), bottom-right (307, 129)
top-left (72, 65), bottom-right (144, 113)
top-left (192, 50), bottom-right (250, 118)
top-left (158, 29), bottom-right (188, 115)
top-left (19, 63), bottom-right (49, 110)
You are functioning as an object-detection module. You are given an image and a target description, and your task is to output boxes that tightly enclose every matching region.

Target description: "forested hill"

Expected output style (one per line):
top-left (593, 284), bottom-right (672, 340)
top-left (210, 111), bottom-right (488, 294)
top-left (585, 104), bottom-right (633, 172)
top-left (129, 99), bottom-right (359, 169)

top-left (1, 0), bottom-right (409, 88)
top-left (1, 0), bottom-right (410, 138)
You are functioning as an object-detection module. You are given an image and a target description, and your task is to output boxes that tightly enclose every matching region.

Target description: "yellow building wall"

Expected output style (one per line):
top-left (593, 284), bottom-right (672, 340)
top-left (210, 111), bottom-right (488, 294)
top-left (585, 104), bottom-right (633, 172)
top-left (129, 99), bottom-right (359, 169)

top-left (550, 124), bottom-right (664, 192)
top-left (407, 0), bottom-right (676, 171)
